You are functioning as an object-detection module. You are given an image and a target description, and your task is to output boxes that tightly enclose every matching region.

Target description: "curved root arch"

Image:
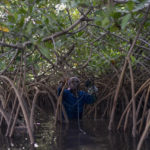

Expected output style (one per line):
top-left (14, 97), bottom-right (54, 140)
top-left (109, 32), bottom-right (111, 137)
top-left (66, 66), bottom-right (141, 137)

top-left (0, 75), bottom-right (34, 144)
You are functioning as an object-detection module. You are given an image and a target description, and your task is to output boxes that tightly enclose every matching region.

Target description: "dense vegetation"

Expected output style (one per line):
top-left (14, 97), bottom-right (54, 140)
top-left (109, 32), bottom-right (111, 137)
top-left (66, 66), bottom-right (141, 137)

top-left (0, 0), bottom-right (150, 149)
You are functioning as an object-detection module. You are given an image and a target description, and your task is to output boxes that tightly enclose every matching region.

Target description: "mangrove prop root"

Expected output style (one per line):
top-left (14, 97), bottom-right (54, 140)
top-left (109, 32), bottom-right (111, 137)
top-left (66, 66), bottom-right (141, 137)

top-left (117, 79), bottom-right (150, 130)
top-left (128, 58), bottom-right (136, 137)
top-left (0, 75), bottom-right (34, 144)
top-left (108, 6), bottom-right (150, 130)
top-left (137, 109), bottom-right (150, 150)
top-left (9, 105), bottom-right (20, 137)
top-left (55, 81), bottom-right (69, 125)
top-left (139, 86), bottom-right (150, 133)
top-left (30, 87), bottom-right (39, 133)
top-left (5, 97), bottom-right (17, 136)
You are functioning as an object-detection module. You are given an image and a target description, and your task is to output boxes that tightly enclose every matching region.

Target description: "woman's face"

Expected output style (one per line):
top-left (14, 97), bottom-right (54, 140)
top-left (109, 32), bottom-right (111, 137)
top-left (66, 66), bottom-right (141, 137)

top-left (69, 78), bottom-right (80, 90)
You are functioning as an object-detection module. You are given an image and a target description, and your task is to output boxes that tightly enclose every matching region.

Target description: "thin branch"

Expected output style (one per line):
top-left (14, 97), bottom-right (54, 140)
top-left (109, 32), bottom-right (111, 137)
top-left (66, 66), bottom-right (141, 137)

top-left (88, 24), bottom-right (150, 52)
top-left (0, 49), bottom-right (19, 74)
top-left (0, 8), bottom-right (92, 49)
top-left (0, 41), bottom-right (23, 49)
top-left (66, 8), bottom-right (73, 25)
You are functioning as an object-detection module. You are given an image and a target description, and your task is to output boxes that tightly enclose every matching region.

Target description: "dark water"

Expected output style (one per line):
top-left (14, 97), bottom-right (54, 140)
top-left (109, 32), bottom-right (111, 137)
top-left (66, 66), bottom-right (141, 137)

top-left (1, 117), bottom-right (150, 150)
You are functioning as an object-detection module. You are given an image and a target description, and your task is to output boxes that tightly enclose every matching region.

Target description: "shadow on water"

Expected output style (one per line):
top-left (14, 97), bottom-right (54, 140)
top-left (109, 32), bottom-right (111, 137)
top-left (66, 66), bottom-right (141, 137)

top-left (1, 117), bottom-right (150, 150)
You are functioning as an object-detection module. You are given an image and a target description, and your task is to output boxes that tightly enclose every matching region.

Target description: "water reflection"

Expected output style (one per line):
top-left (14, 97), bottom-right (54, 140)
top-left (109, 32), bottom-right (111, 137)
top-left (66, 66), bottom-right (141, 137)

top-left (0, 129), bottom-right (32, 150)
top-left (1, 118), bottom-right (150, 150)
top-left (35, 118), bottom-right (150, 150)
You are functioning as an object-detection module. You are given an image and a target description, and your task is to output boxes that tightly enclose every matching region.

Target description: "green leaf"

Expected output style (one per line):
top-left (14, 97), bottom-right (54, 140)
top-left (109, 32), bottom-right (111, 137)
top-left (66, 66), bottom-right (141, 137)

top-left (110, 24), bottom-right (119, 32)
top-left (18, 7), bottom-right (27, 14)
top-left (112, 12), bottom-right (121, 19)
top-left (44, 18), bottom-right (49, 25)
top-left (55, 40), bottom-right (64, 48)
top-left (71, 1), bottom-right (78, 7)
top-left (133, 2), bottom-right (146, 12)
top-left (78, 2), bottom-right (89, 8)
top-left (130, 55), bottom-right (136, 64)
top-left (8, 15), bottom-right (16, 23)
top-left (15, 56), bottom-right (21, 62)
top-left (18, 16), bottom-right (25, 28)
top-left (95, 16), bottom-right (101, 26)
top-left (121, 14), bottom-right (131, 30)
top-left (38, 45), bottom-right (51, 59)
top-left (61, 0), bottom-right (68, 3)
top-left (26, 22), bottom-right (33, 35)
top-left (34, 64), bottom-right (39, 70)
top-left (102, 17), bottom-right (109, 27)
top-left (0, 61), bottom-right (6, 70)
top-left (127, 1), bottom-right (135, 11)
top-left (4, 0), bottom-right (10, 5)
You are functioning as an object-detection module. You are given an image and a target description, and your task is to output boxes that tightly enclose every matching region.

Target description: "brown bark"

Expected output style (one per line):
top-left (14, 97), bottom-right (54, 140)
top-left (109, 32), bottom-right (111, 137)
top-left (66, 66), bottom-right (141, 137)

top-left (137, 109), bottom-right (150, 150)
top-left (128, 58), bottom-right (136, 137)
top-left (139, 86), bottom-right (150, 133)
top-left (55, 81), bottom-right (69, 125)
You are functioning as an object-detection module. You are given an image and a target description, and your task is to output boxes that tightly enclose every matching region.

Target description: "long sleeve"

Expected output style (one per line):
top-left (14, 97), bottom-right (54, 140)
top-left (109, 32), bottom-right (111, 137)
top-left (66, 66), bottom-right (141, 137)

top-left (57, 87), bottom-right (62, 96)
top-left (83, 92), bottom-right (96, 104)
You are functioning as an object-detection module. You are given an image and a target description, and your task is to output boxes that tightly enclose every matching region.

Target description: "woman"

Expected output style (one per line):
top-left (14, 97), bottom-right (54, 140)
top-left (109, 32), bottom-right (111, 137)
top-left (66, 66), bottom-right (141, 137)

top-left (57, 77), bottom-right (98, 120)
